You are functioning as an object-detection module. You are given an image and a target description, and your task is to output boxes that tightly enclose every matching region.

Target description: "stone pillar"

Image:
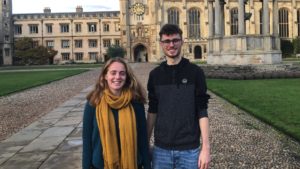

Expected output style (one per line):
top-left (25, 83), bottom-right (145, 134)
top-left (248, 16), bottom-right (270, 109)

top-left (208, 0), bottom-right (214, 54)
top-left (263, 0), bottom-right (270, 35)
top-left (214, 0), bottom-right (221, 36)
top-left (125, 1), bottom-right (132, 61)
top-left (238, 0), bottom-right (245, 35)
top-left (208, 0), bottom-right (214, 37)
top-left (182, 0), bottom-right (188, 39)
top-left (292, 0), bottom-right (296, 37)
top-left (273, 0), bottom-right (279, 36)
top-left (273, 0), bottom-right (280, 50)
top-left (220, 0), bottom-right (225, 36)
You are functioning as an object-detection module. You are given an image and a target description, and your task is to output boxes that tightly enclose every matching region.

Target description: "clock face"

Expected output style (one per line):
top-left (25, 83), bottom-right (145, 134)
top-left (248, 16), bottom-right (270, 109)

top-left (132, 2), bottom-right (145, 16)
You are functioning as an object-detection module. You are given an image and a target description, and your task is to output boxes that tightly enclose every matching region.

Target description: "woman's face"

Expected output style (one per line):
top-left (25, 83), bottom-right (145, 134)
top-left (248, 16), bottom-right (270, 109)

top-left (105, 61), bottom-right (127, 96)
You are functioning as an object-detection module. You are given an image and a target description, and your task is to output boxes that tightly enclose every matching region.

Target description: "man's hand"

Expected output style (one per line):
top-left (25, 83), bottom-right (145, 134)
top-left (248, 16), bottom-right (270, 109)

top-left (198, 117), bottom-right (211, 169)
top-left (198, 148), bottom-right (211, 169)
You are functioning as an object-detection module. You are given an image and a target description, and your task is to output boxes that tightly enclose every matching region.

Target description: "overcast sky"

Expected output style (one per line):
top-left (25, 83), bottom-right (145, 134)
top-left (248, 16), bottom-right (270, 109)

top-left (12, 0), bottom-right (120, 14)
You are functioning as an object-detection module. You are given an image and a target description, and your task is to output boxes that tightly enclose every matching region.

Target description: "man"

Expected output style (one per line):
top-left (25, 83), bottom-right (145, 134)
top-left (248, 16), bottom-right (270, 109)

top-left (147, 24), bottom-right (211, 169)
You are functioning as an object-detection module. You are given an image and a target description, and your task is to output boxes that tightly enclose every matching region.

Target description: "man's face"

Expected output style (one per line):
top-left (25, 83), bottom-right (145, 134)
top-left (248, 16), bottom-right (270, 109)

top-left (160, 34), bottom-right (183, 59)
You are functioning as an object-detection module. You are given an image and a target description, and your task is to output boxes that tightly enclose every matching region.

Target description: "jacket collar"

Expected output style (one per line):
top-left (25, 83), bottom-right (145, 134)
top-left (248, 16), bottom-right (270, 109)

top-left (161, 57), bottom-right (189, 69)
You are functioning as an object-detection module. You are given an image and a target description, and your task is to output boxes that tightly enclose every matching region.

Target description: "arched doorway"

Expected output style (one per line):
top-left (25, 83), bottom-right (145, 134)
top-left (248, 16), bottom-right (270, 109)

top-left (134, 44), bottom-right (148, 62)
top-left (194, 46), bottom-right (202, 59)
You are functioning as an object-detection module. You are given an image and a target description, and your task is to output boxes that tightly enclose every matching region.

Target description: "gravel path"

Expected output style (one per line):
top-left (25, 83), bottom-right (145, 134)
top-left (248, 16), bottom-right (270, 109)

top-left (0, 63), bottom-right (300, 168)
top-left (0, 68), bottom-right (101, 141)
top-left (135, 63), bottom-right (300, 168)
top-left (208, 92), bottom-right (300, 168)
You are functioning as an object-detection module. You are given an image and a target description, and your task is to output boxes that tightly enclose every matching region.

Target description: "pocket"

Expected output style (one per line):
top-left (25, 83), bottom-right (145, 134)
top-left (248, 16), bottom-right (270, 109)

top-left (179, 147), bottom-right (200, 167)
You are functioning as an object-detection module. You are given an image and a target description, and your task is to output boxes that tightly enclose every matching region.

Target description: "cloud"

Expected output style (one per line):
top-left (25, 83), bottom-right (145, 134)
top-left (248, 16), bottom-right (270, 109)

top-left (12, 0), bottom-right (120, 14)
top-left (85, 5), bottom-right (116, 11)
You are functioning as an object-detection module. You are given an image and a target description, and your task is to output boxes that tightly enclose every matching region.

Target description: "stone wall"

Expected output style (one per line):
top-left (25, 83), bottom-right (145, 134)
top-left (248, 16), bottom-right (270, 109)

top-left (200, 64), bottom-right (300, 79)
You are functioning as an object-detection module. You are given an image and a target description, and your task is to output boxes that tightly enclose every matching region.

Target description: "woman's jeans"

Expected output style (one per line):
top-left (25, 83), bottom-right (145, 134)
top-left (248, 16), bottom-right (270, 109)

top-left (152, 146), bottom-right (200, 169)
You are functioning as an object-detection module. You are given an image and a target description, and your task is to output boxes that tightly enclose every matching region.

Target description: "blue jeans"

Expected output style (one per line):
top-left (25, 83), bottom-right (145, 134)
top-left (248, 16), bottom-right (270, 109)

top-left (152, 146), bottom-right (200, 169)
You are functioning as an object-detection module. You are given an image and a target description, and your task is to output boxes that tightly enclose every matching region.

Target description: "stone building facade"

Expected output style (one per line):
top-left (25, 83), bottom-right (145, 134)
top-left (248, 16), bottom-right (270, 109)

top-left (1, 0), bottom-right (300, 65)
top-left (0, 0), bottom-right (13, 65)
top-left (13, 6), bottom-right (120, 64)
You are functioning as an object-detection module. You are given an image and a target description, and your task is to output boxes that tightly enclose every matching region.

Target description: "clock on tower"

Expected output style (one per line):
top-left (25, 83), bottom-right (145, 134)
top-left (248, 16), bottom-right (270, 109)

top-left (131, 2), bottom-right (145, 16)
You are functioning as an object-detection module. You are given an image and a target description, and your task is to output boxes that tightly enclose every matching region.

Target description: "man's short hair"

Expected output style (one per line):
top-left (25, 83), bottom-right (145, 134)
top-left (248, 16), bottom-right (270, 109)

top-left (159, 24), bottom-right (183, 40)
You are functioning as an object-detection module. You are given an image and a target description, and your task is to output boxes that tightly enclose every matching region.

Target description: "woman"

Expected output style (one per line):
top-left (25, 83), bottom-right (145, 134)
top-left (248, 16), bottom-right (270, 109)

top-left (82, 57), bottom-right (151, 169)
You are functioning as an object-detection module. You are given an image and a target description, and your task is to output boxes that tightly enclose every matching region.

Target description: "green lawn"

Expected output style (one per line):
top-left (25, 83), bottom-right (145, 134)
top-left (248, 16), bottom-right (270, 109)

top-left (0, 69), bottom-right (88, 96)
top-left (0, 63), bottom-right (103, 70)
top-left (282, 57), bottom-right (300, 65)
top-left (283, 57), bottom-right (300, 61)
top-left (207, 78), bottom-right (300, 142)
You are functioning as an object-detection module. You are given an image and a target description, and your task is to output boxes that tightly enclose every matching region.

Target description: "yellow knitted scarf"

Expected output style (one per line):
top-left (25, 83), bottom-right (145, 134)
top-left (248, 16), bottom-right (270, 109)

top-left (96, 89), bottom-right (137, 169)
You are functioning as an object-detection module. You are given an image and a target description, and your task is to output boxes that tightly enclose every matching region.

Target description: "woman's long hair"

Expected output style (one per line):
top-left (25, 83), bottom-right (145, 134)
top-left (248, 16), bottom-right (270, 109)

top-left (87, 57), bottom-right (146, 106)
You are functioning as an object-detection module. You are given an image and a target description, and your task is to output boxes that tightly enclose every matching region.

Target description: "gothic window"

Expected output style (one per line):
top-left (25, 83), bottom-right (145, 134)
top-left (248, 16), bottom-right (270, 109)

top-left (29, 24), bottom-right (39, 34)
top-left (188, 8), bottom-right (201, 39)
top-left (230, 8), bottom-right (238, 35)
top-left (5, 35), bottom-right (9, 41)
top-left (103, 23), bottom-right (110, 32)
top-left (135, 15), bottom-right (144, 21)
top-left (297, 9), bottom-right (300, 36)
top-left (75, 23), bottom-right (82, 32)
top-left (194, 46), bottom-right (202, 59)
top-left (46, 24), bottom-right (52, 33)
top-left (61, 53), bottom-right (70, 60)
top-left (89, 39), bottom-right (98, 48)
top-left (89, 52), bottom-right (98, 60)
top-left (75, 53), bottom-right (83, 61)
top-left (60, 23), bottom-right (69, 33)
top-left (213, 8), bottom-right (215, 35)
top-left (259, 9), bottom-right (263, 35)
top-left (115, 22), bottom-right (120, 32)
top-left (168, 8), bottom-right (180, 25)
top-left (279, 8), bottom-right (289, 38)
top-left (5, 48), bottom-right (10, 57)
top-left (103, 39), bottom-right (111, 47)
top-left (61, 40), bottom-right (70, 48)
top-left (115, 39), bottom-right (120, 46)
top-left (14, 25), bottom-right (22, 35)
top-left (75, 40), bottom-right (83, 48)
top-left (88, 23), bottom-right (97, 32)
top-left (46, 40), bottom-right (54, 49)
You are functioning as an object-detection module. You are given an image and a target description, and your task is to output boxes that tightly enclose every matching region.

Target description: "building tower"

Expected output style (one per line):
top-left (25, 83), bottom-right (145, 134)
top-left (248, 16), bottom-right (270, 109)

top-left (119, 0), bottom-right (161, 62)
top-left (0, 0), bottom-right (13, 65)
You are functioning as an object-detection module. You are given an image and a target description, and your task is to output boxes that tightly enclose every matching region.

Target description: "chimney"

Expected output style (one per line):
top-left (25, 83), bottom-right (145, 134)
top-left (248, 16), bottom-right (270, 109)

top-left (76, 6), bottom-right (83, 13)
top-left (44, 7), bottom-right (51, 13)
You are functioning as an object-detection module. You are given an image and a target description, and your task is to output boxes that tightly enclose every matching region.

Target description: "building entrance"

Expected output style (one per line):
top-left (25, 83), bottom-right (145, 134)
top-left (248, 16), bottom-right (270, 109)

top-left (194, 46), bottom-right (202, 59)
top-left (134, 44), bottom-right (148, 62)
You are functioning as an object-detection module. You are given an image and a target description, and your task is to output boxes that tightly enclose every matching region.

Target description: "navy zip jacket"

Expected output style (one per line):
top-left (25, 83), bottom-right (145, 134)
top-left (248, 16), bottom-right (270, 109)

top-left (82, 101), bottom-right (151, 169)
top-left (147, 58), bottom-right (210, 150)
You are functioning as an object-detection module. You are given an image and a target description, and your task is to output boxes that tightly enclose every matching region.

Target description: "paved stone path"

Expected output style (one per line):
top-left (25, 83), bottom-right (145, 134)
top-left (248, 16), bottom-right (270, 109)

top-left (0, 63), bottom-right (300, 168)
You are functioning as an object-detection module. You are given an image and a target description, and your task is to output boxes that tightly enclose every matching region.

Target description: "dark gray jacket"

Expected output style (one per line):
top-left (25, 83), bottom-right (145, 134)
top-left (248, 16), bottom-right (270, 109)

top-left (147, 58), bottom-right (210, 150)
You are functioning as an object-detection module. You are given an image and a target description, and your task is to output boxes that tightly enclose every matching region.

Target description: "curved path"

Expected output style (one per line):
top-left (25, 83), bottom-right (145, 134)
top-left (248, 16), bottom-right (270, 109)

top-left (0, 63), bottom-right (299, 168)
